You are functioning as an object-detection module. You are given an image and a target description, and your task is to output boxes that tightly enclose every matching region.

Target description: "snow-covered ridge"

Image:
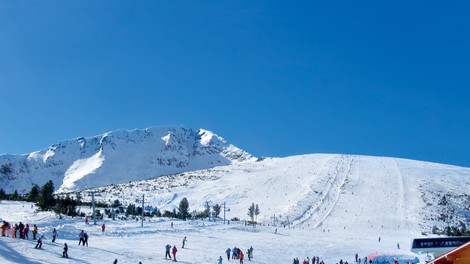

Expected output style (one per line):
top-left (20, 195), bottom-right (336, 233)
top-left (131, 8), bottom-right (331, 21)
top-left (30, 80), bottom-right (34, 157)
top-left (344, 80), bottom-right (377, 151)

top-left (0, 126), bottom-right (254, 193)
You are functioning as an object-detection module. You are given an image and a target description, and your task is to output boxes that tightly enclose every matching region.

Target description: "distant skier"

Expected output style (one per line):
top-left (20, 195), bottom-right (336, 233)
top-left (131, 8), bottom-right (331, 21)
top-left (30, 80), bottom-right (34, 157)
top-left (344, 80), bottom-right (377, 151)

top-left (113, 259), bottom-right (118, 264)
top-left (52, 228), bottom-right (57, 242)
top-left (78, 230), bottom-right (85, 245)
top-left (225, 248), bottom-right (231, 260)
top-left (84, 232), bottom-right (89, 246)
top-left (35, 235), bottom-right (43, 249)
top-left (182, 236), bottom-right (187, 248)
top-left (172, 245), bottom-right (178, 261)
top-left (63, 243), bottom-right (68, 258)
top-left (32, 224), bottom-right (38, 240)
top-left (239, 251), bottom-right (244, 264)
top-left (218, 256), bottom-right (223, 264)
top-left (101, 223), bottom-right (106, 233)
top-left (165, 244), bottom-right (172, 259)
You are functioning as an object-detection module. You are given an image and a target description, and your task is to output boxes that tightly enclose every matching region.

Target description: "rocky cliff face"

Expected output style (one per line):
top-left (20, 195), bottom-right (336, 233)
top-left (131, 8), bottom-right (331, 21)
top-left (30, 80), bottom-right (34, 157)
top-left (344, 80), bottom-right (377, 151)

top-left (0, 126), bottom-right (254, 193)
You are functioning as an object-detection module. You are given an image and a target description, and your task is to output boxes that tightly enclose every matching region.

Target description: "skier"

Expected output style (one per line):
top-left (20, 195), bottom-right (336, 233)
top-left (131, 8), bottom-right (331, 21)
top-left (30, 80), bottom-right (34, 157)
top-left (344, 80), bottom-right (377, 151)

top-left (18, 222), bottom-right (24, 239)
top-left (239, 251), bottom-right (244, 264)
top-left (52, 228), bottom-right (57, 242)
top-left (78, 230), bottom-right (85, 245)
top-left (24, 224), bottom-right (29, 239)
top-left (182, 236), bottom-right (187, 248)
top-left (113, 259), bottom-right (118, 264)
top-left (172, 245), bottom-right (178, 262)
top-left (85, 216), bottom-right (89, 225)
top-left (101, 223), bottom-right (106, 233)
top-left (35, 235), bottom-right (43, 249)
top-left (225, 248), bottom-right (231, 260)
top-left (84, 232), bottom-right (89, 246)
top-left (32, 224), bottom-right (38, 240)
top-left (63, 243), bottom-right (68, 258)
top-left (218, 256), bottom-right (223, 264)
top-left (165, 244), bottom-right (172, 259)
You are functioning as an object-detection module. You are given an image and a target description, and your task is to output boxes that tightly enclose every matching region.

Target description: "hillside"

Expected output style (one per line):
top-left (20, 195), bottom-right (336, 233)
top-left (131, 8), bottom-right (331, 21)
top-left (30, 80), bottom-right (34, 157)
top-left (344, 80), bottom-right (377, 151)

top-left (74, 154), bottom-right (470, 236)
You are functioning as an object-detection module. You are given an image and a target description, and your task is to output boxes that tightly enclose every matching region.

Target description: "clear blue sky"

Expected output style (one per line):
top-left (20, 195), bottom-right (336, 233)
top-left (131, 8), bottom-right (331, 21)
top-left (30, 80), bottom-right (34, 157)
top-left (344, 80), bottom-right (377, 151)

top-left (1, 1), bottom-right (469, 167)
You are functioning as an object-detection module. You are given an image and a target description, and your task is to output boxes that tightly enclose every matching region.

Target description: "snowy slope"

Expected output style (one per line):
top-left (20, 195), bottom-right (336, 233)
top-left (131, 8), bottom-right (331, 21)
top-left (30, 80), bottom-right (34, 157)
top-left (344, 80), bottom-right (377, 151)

top-left (0, 126), bottom-right (254, 193)
top-left (1, 154), bottom-right (468, 263)
top-left (75, 154), bottom-right (470, 237)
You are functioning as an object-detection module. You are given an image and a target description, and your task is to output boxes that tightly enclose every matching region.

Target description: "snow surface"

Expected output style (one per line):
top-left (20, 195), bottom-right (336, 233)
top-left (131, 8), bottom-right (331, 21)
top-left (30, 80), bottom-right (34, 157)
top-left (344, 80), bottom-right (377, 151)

top-left (2, 153), bottom-right (468, 263)
top-left (0, 200), bottom-right (421, 264)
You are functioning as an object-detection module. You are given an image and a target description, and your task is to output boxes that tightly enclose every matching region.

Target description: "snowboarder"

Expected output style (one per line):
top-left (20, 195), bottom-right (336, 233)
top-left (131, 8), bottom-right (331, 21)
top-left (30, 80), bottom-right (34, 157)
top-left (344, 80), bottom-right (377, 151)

top-left (182, 236), bottom-right (187, 248)
top-left (52, 228), bottom-right (57, 242)
top-left (225, 248), bottom-right (231, 260)
top-left (172, 245), bottom-right (178, 261)
top-left (35, 235), bottom-right (43, 249)
top-left (218, 256), bottom-right (223, 264)
top-left (63, 243), bottom-right (68, 258)
top-left (165, 244), bottom-right (172, 259)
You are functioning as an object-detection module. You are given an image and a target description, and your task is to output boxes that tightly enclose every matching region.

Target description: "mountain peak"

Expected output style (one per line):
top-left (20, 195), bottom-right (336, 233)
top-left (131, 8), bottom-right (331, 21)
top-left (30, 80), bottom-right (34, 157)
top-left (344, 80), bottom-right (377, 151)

top-left (0, 126), bottom-right (254, 193)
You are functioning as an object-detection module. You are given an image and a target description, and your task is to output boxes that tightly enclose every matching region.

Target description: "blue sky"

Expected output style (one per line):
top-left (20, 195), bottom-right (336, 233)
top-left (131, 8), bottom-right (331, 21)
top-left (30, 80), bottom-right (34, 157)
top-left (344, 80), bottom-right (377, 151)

top-left (1, 1), bottom-right (469, 167)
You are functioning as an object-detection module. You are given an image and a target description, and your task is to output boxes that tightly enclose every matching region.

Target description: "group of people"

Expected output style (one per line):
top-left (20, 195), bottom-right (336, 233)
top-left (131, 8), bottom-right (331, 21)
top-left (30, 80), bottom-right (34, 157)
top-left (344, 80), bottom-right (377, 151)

top-left (165, 244), bottom-right (178, 261)
top-left (1, 219), bottom-right (68, 258)
top-left (222, 246), bottom-right (253, 263)
top-left (78, 230), bottom-right (89, 246)
top-left (293, 256), bottom-right (323, 264)
top-left (1, 220), bottom-right (38, 240)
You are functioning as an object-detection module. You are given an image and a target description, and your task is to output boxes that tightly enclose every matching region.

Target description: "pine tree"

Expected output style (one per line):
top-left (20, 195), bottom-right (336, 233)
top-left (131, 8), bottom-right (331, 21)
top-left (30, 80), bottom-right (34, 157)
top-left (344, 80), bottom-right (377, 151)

top-left (212, 204), bottom-right (221, 218)
top-left (178, 197), bottom-right (189, 220)
top-left (28, 185), bottom-right (39, 202)
top-left (248, 202), bottom-right (255, 223)
top-left (37, 180), bottom-right (55, 211)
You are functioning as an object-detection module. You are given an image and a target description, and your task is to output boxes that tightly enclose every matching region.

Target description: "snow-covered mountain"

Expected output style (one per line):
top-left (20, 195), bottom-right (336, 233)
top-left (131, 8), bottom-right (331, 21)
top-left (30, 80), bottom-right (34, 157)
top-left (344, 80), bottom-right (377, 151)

top-left (74, 154), bottom-right (470, 236)
top-left (0, 126), bottom-right (254, 193)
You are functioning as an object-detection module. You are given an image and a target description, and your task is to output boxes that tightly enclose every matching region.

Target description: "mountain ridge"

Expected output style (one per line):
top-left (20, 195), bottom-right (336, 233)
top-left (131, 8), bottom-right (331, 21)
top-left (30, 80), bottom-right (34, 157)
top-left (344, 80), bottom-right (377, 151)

top-left (0, 126), bottom-right (254, 193)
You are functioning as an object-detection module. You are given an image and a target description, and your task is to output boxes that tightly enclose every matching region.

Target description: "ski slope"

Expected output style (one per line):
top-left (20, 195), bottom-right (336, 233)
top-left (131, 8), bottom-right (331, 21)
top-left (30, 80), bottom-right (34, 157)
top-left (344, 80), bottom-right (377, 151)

top-left (1, 153), bottom-right (469, 263)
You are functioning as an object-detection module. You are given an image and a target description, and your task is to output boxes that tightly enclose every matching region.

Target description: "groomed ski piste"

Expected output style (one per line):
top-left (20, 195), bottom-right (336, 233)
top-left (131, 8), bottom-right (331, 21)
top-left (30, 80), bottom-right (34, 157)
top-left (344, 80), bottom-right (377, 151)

top-left (2, 154), bottom-right (470, 263)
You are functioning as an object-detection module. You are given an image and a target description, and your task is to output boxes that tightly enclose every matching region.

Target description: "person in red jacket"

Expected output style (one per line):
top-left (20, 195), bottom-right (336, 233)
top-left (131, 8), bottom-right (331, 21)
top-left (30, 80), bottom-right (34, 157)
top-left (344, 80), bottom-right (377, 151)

top-left (239, 251), bottom-right (244, 264)
top-left (101, 223), bottom-right (105, 233)
top-left (172, 245), bottom-right (178, 261)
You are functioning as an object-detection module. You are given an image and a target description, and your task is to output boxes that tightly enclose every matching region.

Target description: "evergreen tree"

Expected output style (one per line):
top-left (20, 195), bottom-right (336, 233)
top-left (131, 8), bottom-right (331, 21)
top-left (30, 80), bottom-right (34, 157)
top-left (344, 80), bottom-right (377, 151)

top-left (37, 180), bottom-right (55, 211)
top-left (212, 203), bottom-right (221, 218)
top-left (255, 204), bottom-right (260, 221)
top-left (178, 197), bottom-right (189, 220)
top-left (28, 185), bottom-right (39, 202)
top-left (0, 188), bottom-right (5, 200)
top-left (248, 202), bottom-right (255, 223)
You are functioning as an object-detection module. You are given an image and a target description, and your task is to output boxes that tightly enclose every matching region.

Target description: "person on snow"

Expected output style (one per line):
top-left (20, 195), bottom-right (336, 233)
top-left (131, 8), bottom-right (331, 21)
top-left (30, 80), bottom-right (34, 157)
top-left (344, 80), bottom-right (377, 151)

top-left (1, 221), bottom-right (7, 236)
top-left (84, 232), bottom-right (89, 246)
top-left (35, 235), bottom-right (43, 249)
top-left (63, 243), bottom-right (68, 258)
top-left (113, 259), bottom-right (118, 264)
top-left (52, 228), bottom-right (57, 242)
top-left (78, 230), bottom-right (85, 246)
top-left (32, 224), bottom-right (38, 240)
top-left (12, 224), bottom-right (18, 238)
top-left (182, 236), bottom-right (187, 248)
top-left (218, 256), bottom-right (223, 264)
top-left (239, 251), bottom-right (244, 264)
top-left (172, 245), bottom-right (178, 261)
top-left (101, 223), bottom-right (106, 233)
top-left (165, 244), bottom-right (172, 259)
top-left (24, 224), bottom-right (29, 239)
top-left (18, 222), bottom-right (24, 239)
top-left (225, 248), bottom-right (231, 260)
